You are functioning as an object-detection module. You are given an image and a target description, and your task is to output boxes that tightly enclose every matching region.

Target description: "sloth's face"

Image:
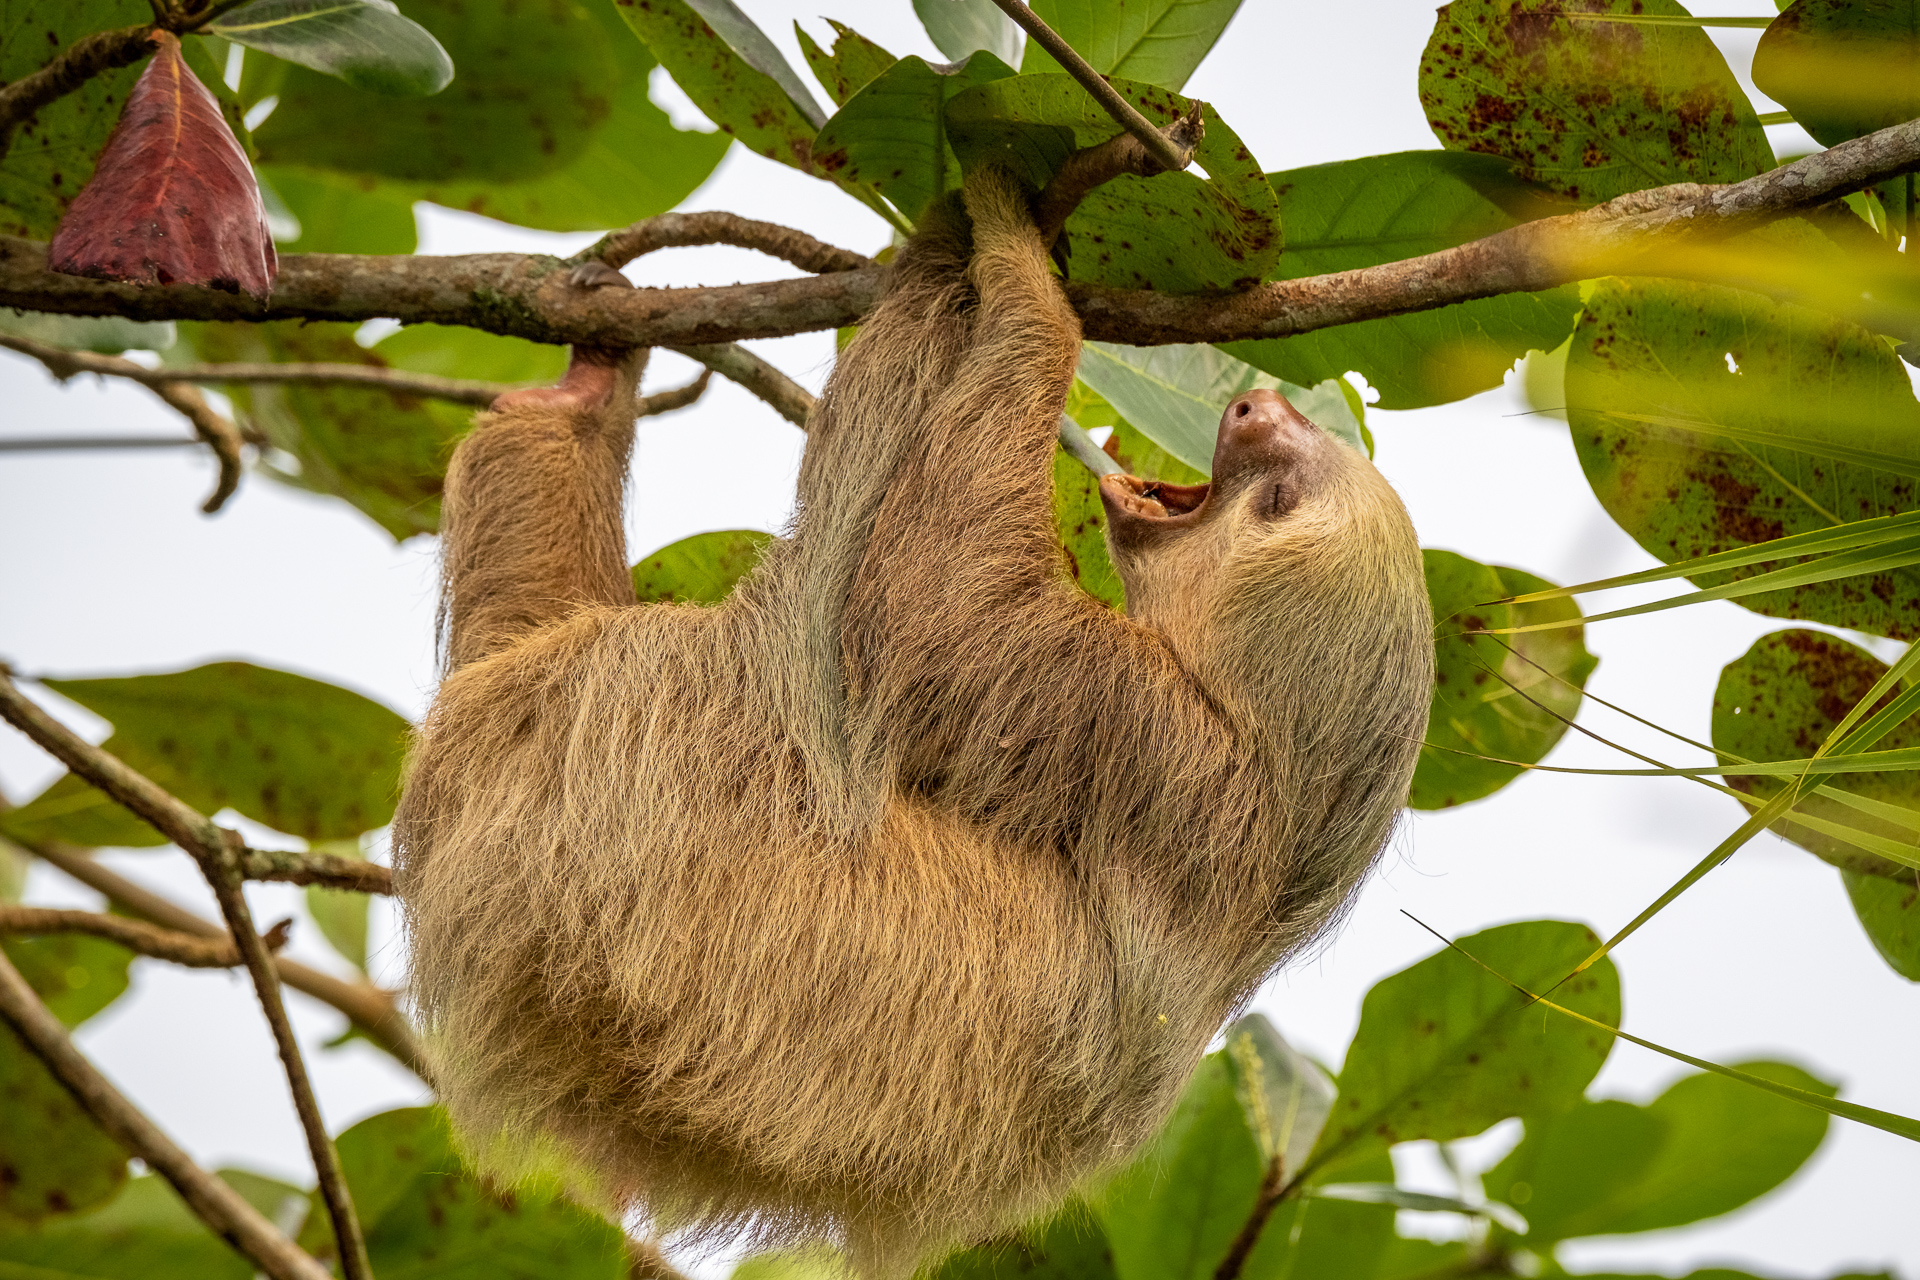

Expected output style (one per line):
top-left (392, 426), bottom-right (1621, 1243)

top-left (1096, 388), bottom-right (1342, 556)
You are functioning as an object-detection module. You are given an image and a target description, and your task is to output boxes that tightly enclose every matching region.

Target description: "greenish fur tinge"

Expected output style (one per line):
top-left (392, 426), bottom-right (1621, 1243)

top-left (394, 170), bottom-right (1433, 1276)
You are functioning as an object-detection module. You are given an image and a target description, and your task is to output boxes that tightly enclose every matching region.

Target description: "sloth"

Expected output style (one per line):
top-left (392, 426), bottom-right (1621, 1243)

top-left (393, 168), bottom-right (1433, 1274)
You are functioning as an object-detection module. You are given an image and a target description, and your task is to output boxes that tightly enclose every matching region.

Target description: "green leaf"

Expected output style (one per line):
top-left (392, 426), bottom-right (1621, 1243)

top-left (623, 0), bottom-right (823, 171)
top-left (1, 771), bottom-right (168, 849)
top-left (3, 934), bottom-right (131, 1029)
top-left (1568, 277), bottom-right (1920, 641)
top-left (374, 323), bottom-right (567, 385)
top-left (731, 1246), bottom-right (847, 1280)
top-left (0, 308), bottom-right (176, 355)
top-left (212, 0), bottom-right (453, 96)
top-left (22, 663), bottom-right (408, 844)
top-left (814, 53), bottom-right (1016, 224)
top-left (256, 0), bottom-right (728, 232)
top-left (1418, 0), bottom-right (1773, 204)
top-left (1305, 920), bottom-right (1621, 1177)
top-left (1844, 867), bottom-right (1920, 980)
top-left (0, 9), bottom-right (238, 239)
top-left (1753, 0), bottom-right (1920, 148)
top-left (1484, 1062), bottom-right (1833, 1241)
top-left (1052, 443), bottom-right (1126, 608)
top-left (300, 1106), bottom-right (625, 1279)
top-left (1222, 1014), bottom-right (1335, 1176)
top-left (258, 165), bottom-right (418, 254)
top-left (306, 880), bottom-right (370, 971)
top-left (927, 1206), bottom-right (1115, 1280)
top-left (1069, 380), bottom-right (1208, 486)
top-left (1222, 152), bottom-right (1581, 409)
top-left (1076, 343), bottom-right (1364, 474)
top-left (0, 1171), bottom-right (297, 1276)
top-left (1411, 554), bottom-right (1596, 810)
top-left (631, 529), bottom-right (774, 604)
top-left (796, 20), bottom-right (896, 108)
top-left (1018, 0), bottom-right (1240, 92)
top-left (946, 75), bottom-right (1280, 293)
top-left (1095, 1053), bottom-right (1264, 1280)
top-left (1713, 630), bottom-right (1920, 884)
top-left (0, 938), bottom-right (131, 1223)
top-left (915, 0), bottom-right (1023, 65)
top-left (188, 319), bottom-right (458, 538)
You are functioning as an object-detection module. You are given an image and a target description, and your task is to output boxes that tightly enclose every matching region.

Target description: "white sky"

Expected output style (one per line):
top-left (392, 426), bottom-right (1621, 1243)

top-left (1, 1), bottom-right (1914, 1274)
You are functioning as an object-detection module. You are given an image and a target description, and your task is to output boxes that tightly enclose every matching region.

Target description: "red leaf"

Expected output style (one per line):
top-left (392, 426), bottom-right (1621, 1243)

top-left (49, 31), bottom-right (276, 300)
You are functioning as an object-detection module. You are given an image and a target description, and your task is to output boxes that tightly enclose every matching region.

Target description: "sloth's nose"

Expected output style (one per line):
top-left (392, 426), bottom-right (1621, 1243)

top-left (1214, 388), bottom-right (1317, 479)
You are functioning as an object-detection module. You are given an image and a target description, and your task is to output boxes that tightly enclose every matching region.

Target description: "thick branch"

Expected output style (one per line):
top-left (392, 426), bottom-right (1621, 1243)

top-left (987, 0), bottom-right (1194, 173)
top-left (0, 945), bottom-right (332, 1280)
top-left (0, 26), bottom-right (154, 161)
top-left (2, 117), bottom-right (1917, 347)
top-left (0, 902), bottom-right (287, 967)
top-left (577, 211), bottom-right (872, 274)
top-left (26, 840), bottom-right (426, 1076)
top-left (0, 671), bottom-right (371, 1280)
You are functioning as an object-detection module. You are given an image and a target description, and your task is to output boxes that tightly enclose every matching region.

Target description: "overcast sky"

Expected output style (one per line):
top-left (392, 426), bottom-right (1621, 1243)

top-left (2, 1), bottom-right (1915, 1274)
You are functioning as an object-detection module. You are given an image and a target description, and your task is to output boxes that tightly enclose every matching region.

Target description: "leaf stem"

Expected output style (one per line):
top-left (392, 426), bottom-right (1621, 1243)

top-left (985, 0), bottom-right (1193, 173)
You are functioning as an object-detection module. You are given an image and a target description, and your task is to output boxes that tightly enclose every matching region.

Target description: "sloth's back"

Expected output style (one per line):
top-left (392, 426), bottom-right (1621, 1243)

top-left (396, 601), bottom-right (1191, 1271)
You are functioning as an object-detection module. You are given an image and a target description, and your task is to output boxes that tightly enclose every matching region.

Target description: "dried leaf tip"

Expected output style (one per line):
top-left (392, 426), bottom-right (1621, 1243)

top-left (48, 31), bottom-right (277, 301)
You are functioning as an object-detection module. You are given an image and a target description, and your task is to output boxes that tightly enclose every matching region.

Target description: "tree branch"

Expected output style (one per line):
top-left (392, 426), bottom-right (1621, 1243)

top-left (0, 25), bottom-right (155, 162)
top-left (0, 671), bottom-right (372, 1280)
top-left (576, 211), bottom-right (872, 274)
top-left (986, 0), bottom-right (1195, 174)
top-left (25, 839), bottom-right (427, 1076)
top-left (1213, 1155), bottom-right (1286, 1280)
top-left (672, 344), bottom-right (811, 426)
top-left (0, 902), bottom-right (288, 967)
top-left (1, 118), bottom-right (1916, 348)
top-left (0, 945), bottom-right (333, 1280)
top-left (1034, 101), bottom-right (1206, 247)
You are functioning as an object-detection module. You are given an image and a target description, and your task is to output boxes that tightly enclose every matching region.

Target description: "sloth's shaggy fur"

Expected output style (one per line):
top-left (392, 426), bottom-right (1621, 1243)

top-left (394, 170), bottom-right (1433, 1275)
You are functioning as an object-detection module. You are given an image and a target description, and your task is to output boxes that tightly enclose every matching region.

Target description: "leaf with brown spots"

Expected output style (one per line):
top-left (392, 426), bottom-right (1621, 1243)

top-left (1568, 276), bottom-right (1920, 640)
top-left (25, 662), bottom-right (408, 845)
top-left (1711, 629), bottom-right (1920, 886)
top-left (796, 19), bottom-right (896, 108)
top-left (0, 1170), bottom-right (303, 1278)
top-left (1844, 867), bottom-right (1920, 980)
top-left (1412, 551), bottom-right (1596, 810)
top-left (48, 32), bottom-right (276, 299)
top-left (253, 0), bottom-right (729, 233)
top-left (1223, 150), bottom-right (1581, 410)
top-left (0, 3), bottom-right (241, 241)
top-left (813, 52), bottom-right (1016, 225)
top-left (631, 528), bottom-right (774, 604)
top-left (1052, 441), bottom-right (1125, 609)
top-left (0, 936), bottom-right (131, 1224)
top-left (947, 74), bottom-right (1282, 293)
top-left (1418, 0), bottom-right (1773, 206)
top-left (1303, 920), bottom-right (1620, 1177)
top-left (296, 1106), bottom-right (626, 1277)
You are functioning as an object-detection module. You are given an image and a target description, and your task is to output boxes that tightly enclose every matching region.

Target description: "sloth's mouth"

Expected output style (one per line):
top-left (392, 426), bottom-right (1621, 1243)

top-left (1100, 474), bottom-right (1210, 521)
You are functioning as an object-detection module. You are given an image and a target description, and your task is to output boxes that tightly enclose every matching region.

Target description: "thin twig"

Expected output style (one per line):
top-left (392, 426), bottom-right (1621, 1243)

top-left (671, 345), bottom-right (812, 426)
top-left (0, 671), bottom-right (372, 1280)
top-left (26, 839), bottom-right (426, 1075)
top-left (2, 117), bottom-right (1918, 347)
top-left (0, 25), bottom-right (155, 162)
top-left (641, 367), bottom-right (713, 416)
top-left (1213, 1155), bottom-right (1286, 1280)
top-left (575, 211), bottom-right (873, 274)
top-left (145, 380), bottom-right (244, 512)
top-left (0, 945), bottom-right (333, 1280)
top-left (1, 331), bottom-right (511, 406)
top-left (0, 435), bottom-right (202, 450)
top-left (0, 902), bottom-right (288, 967)
top-left (986, 0), bottom-right (1194, 173)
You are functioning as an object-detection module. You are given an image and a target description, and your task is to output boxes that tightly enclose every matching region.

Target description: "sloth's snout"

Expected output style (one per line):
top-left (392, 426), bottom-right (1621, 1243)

top-left (1213, 388), bottom-right (1319, 483)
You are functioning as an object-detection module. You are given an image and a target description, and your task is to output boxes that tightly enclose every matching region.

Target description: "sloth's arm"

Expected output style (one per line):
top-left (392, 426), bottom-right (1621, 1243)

top-left (437, 346), bottom-right (646, 670)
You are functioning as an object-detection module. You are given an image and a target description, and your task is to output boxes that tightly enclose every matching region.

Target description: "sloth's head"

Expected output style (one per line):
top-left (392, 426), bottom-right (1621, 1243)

top-left (1098, 388), bottom-right (1427, 683)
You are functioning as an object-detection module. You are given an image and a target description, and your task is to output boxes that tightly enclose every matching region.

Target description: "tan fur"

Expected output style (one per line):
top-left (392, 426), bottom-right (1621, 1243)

top-left (394, 171), bottom-right (1433, 1275)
